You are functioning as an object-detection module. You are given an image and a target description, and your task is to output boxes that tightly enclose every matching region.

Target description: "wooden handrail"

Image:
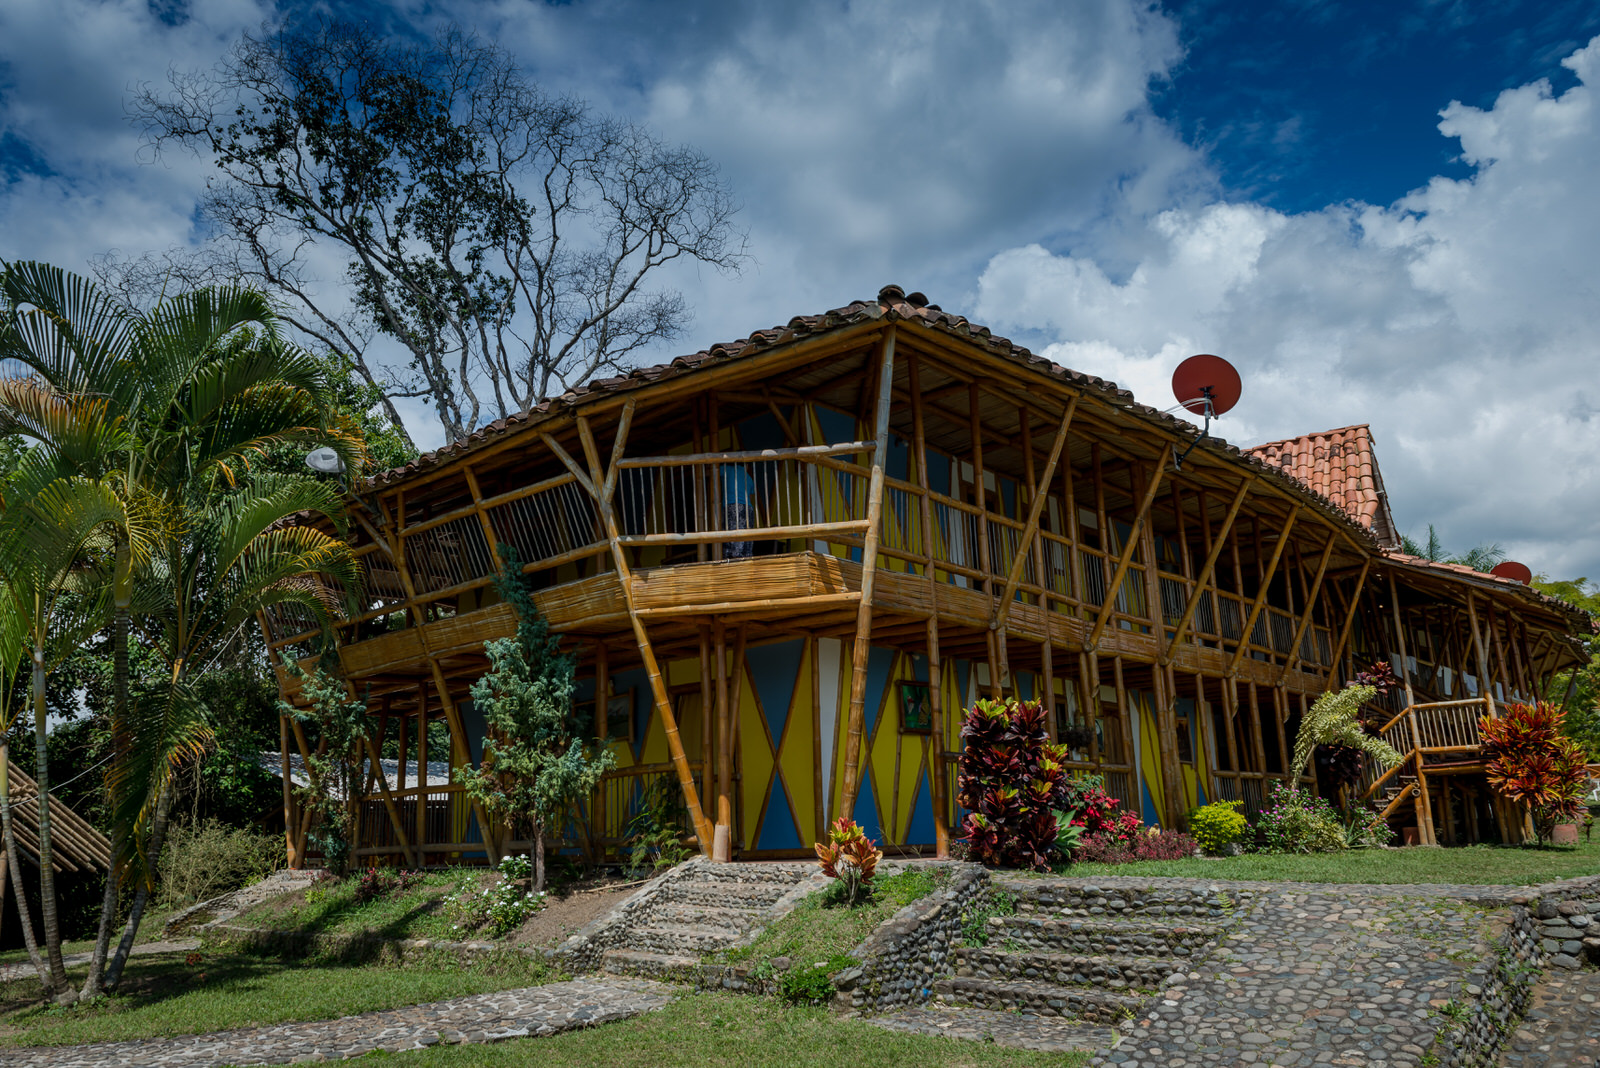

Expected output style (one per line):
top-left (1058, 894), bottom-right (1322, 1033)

top-left (617, 441), bottom-right (871, 467)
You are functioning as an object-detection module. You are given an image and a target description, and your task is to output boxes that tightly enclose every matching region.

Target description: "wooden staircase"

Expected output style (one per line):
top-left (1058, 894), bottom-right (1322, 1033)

top-left (1359, 696), bottom-right (1529, 845)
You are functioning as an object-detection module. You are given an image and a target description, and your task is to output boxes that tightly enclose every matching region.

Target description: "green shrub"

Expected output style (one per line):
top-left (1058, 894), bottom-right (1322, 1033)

top-left (1257, 782), bottom-right (1346, 854)
top-left (157, 819), bottom-right (285, 909)
top-left (779, 954), bottom-right (856, 1005)
top-left (1188, 800), bottom-right (1250, 855)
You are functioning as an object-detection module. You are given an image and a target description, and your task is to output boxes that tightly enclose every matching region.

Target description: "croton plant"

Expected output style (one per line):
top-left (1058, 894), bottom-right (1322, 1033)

top-left (957, 698), bottom-right (1106, 870)
top-left (814, 816), bottom-right (883, 904)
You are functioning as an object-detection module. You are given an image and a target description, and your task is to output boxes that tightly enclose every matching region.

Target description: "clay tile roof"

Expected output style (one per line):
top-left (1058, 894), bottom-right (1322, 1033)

top-left (359, 285), bottom-right (1395, 550)
top-left (1247, 425), bottom-right (1400, 549)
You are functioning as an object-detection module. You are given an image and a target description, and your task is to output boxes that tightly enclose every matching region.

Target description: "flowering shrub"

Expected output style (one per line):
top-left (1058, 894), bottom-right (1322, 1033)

top-left (1481, 701), bottom-right (1591, 846)
top-left (1257, 781), bottom-right (1346, 854)
top-left (1187, 800), bottom-right (1249, 855)
top-left (814, 817), bottom-right (883, 905)
top-left (957, 699), bottom-right (1077, 870)
top-left (445, 854), bottom-right (547, 937)
top-left (353, 867), bottom-right (423, 904)
top-left (1076, 827), bottom-right (1199, 864)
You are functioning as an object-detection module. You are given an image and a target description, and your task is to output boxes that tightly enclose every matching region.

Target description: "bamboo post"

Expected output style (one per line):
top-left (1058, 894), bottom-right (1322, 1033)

top-left (1276, 535), bottom-right (1337, 685)
top-left (563, 405), bottom-right (716, 854)
top-left (279, 713), bottom-right (298, 868)
top-left (1088, 444), bottom-right (1173, 650)
top-left (361, 733), bottom-right (419, 867)
top-left (1324, 560), bottom-right (1372, 687)
top-left (811, 635), bottom-right (826, 839)
top-left (968, 381), bottom-right (1000, 696)
top-left (839, 328), bottom-right (898, 821)
top-left (426, 659), bottom-right (501, 865)
top-left (908, 351), bottom-right (950, 856)
top-left (596, 641), bottom-right (609, 855)
top-left (1388, 572), bottom-right (1434, 845)
top-left (1226, 508), bottom-right (1300, 677)
top-left (991, 399), bottom-right (1077, 629)
top-left (714, 620), bottom-right (733, 860)
top-left (1165, 480), bottom-right (1251, 661)
top-left (700, 626), bottom-right (714, 830)
top-left (415, 705), bottom-right (429, 857)
top-left (730, 624), bottom-right (749, 848)
top-left (1466, 592), bottom-right (1497, 719)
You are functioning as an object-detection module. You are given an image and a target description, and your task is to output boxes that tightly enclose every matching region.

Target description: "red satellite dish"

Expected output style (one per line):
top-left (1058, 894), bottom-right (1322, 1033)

top-left (1172, 354), bottom-right (1242, 417)
top-left (1490, 561), bottom-right (1533, 585)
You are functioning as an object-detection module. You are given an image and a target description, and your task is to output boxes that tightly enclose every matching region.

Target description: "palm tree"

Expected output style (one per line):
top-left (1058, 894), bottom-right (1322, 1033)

top-left (99, 474), bottom-right (357, 989)
top-left (0, 460), bottom-right (135, 996)
top-left (1401, 523), bottom-right (1506, 573)
top-left (0, 262), bottom-right (361, 1000)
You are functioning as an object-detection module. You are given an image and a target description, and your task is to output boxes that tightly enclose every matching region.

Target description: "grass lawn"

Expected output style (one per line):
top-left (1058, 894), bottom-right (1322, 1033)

top-left (354, 990), bottom-right (1082, 1068)
top-left (0, 904), bottom-right (182, 967)
top-left (1056, 837), bottom-right (1600, 885)
top-left (723, 867), bottom-right (949, 973)
top-left (231, 870), bottom-right (468, 940)
top-left (0, 946), bottom-right (557, 1048)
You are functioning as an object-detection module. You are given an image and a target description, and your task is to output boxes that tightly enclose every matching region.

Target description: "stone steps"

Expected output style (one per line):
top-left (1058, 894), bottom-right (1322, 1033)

top-left (601, 948), bottom-right (701, 982)
top-left (932, 975), bottom-right (1146, 1024)
top-left (661, 880), bottom-right (794, 909)
top-left (627, 922), bottom-right (744, 955)
top-left (649, 901), bottom-right (767, 930)
top-left (955, 945), bottom-right (1178, 990)
top-left (989, 914), bottom-right (1222, 958)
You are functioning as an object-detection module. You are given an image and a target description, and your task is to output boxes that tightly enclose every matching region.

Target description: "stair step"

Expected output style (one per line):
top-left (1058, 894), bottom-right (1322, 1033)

top-left (601, 948), bottom-right (700, 980)
top-left (628, 922), bottom-right (744, 955)
top-left (933, 975), bottom-right (1146, 1024)
top-left (867, 1005), bottom-right (1121, 1053)
top-left (990, 915), bottom-right (1221, 958)
top-left (651, 901), bottom-right (766, 930)
top-left (664, 881), bottom-right (793, 909)
top-left (955, 946), bottom-right (1179, 989)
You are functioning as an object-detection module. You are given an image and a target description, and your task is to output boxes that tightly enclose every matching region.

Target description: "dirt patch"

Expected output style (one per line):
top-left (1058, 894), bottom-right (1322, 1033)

top-left (509, 879), bottom-right (642, 948)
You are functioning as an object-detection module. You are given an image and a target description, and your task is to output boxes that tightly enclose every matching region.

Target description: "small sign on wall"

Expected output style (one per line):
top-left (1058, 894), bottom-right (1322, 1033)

top-left (900, 682), bottom-right (932, 733)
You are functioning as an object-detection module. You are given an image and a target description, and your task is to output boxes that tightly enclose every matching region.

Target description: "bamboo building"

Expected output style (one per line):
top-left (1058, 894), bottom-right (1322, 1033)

top-left (266, 286), bottom-right (1593, 866)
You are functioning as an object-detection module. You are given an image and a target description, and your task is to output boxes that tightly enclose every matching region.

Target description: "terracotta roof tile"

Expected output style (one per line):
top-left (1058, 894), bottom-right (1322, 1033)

top-left (1247, 424), bottom-right (1401, 549)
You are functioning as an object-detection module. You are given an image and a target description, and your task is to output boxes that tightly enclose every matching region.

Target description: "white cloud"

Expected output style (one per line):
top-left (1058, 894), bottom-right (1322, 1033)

top-left (976, 36), bottom-right (1600, 578)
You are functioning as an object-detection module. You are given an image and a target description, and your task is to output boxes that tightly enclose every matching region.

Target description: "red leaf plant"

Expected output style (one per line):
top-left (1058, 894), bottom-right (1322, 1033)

top-left (814, 816), bottom-right (883, 904)
top-left (1480, 701), bottom-right (1591, 846)
top-left (956, 698), bottom-right (1144, 870)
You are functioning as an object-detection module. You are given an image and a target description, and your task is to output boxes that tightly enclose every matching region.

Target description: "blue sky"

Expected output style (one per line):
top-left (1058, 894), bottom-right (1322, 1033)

top-left (1, 0), bottom-right (1598, 579)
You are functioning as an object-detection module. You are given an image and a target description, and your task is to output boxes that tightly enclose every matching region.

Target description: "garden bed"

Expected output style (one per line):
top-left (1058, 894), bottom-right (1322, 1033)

top-left (226, 866), bottom-right (639, 949)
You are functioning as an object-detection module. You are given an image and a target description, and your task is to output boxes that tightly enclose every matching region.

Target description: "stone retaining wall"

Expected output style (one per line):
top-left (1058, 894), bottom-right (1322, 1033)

top-left (1002, 879), bottom-right (1248, 920)
top-left (831, 862), bottom-right (988, 1013)
top-left (201, 922), bottom-right (551, 966)
top-left (1432, 905), bottom-right (1544, 1068)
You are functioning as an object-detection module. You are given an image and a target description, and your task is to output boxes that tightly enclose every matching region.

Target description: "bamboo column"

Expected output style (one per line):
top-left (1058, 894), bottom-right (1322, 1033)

top-left (1164, 481), bottom-right (1251, 662)
top-left (1087, 445), bottom-right (1173, 651)
top-left (545, 403), bottom-right (716, 854)
top-left (714, 619), bottom-right (733, 861)
top-left (839, 328), bottom-right (899, 822)
top-left (908, 350), bottom-right (950, 856)
top-left (1226, 508), bottom-right (1300, 678)
top-left (1389, 571), bottom-right (1435, 845)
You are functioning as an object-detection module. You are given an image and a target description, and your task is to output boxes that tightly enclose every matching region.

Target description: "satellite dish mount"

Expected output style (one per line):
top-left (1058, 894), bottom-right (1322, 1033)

top-left (1170, 354), bottom-right (1242, 472)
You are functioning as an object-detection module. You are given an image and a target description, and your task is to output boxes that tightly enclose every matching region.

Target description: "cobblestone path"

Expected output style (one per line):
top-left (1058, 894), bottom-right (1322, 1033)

top-left (1090, 888), bottom-right (1500, 1067)
top-left (2, 977), bottom-right (673, 1068)
top-left (1499, 968), bottom-right (1600, 1066)
top-left (0, 939), bottom-right (201, 984)
top-left (868, 1003), bottom-right (1120, 1052)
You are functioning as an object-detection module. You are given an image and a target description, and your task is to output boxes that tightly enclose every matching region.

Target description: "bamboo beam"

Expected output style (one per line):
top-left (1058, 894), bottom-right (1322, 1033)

top-left (1164, 480), bottom-right (1251, 661)
top-left (991, 398), bottom-right (1078, 630)
top-left (1276, 535), bottom-right (1337, 685)
top-left (1088, 443), bottom-right (1174, 651)
top-left (1225, 508), bottom-right (1300, 677)
top-left (361, 733), bottom-right (419, 868)
top-left (1324, 558), bottom-right (1372, 687)
top-left (1466, 591), bottom-right (1497, 718)
top-left (577, 402), bottom-right (716, 854)
top-left (840, 327), bottom-right (899, 821)
top-left (425, 657), bottom-right (500, 865)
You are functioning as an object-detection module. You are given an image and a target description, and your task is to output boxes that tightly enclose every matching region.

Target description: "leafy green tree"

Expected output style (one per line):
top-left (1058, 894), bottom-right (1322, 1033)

top-left (1532, 575), bottom-right (1600, 758)
top-left (457, 551), bottom-right (614, 890)
top-left (131, 19), bottom-right (744, 441)
top-left (277, 657), bottom-right (370, 878)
